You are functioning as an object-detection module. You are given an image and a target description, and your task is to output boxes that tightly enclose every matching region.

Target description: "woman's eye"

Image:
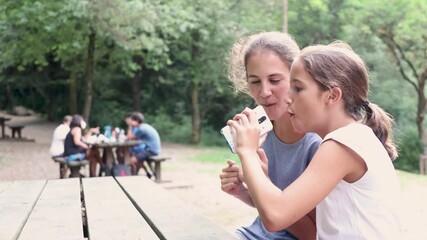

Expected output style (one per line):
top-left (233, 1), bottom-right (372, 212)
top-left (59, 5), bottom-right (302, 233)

top-left (270, 79), bottom-right (282, 84)
top-left (249, 79), bottom-right (260, 84)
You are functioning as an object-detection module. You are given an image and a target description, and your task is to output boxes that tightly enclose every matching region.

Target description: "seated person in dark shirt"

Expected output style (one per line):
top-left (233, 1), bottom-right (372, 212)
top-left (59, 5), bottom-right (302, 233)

top-left (64, 114), bottom-right (101, 177)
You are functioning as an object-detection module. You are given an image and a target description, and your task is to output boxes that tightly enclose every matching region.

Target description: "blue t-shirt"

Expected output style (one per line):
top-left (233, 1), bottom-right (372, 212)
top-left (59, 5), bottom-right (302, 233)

top-left (236, 131), bottom-right (321, 240)
top-left (132, 123), bottom-right (161, 155)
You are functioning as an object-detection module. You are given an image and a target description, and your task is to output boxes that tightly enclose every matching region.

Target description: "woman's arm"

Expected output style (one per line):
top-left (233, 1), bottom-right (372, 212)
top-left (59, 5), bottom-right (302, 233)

top-left (72, 128), bottom-right (89, 150)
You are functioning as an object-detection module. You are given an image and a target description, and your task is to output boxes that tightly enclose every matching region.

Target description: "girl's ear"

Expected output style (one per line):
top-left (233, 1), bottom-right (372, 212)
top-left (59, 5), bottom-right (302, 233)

top-left (326, 87), bottom-right (342, 105)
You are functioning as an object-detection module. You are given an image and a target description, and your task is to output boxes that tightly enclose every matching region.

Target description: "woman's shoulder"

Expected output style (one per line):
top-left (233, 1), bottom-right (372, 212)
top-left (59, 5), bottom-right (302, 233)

top-left (303, 132), bottom-right (322, 144)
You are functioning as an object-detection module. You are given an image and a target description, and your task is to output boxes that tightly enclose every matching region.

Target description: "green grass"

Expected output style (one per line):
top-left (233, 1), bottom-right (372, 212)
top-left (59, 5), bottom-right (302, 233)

top-left (192, 146), bottom-right (240, 165)
top-left (0, 156), bottom-right (8, 167)
top-left (397, 170), bottom-right (427, 189)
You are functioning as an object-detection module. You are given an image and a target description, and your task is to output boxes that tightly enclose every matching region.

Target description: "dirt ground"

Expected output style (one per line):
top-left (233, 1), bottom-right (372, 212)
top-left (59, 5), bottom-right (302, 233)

top-left (0, 112), bottom-right (426, 238)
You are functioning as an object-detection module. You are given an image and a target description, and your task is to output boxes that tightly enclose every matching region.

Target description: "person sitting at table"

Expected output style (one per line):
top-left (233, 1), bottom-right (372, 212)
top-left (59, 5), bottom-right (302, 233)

top-left (64, 114), bottom-right (101, 177)
top-left (49, 115), bottom-right (72, 157)
top-left (126, 112), bottom-right (161, 178)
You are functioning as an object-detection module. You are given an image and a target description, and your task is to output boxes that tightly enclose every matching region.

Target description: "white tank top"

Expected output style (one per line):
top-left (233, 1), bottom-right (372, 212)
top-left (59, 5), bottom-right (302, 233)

top-left (317, 123), bottom-right (402, 240)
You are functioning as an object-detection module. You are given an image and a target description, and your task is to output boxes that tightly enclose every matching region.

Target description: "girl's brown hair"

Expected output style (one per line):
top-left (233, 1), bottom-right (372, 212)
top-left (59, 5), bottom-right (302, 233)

top-left (226, 31), bottom-right (300, 94)
top-left (299, 41), bottom-right (398, 160)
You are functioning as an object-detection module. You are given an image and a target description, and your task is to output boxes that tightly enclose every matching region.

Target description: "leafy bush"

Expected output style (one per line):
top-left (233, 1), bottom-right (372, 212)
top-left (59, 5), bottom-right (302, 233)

top-left (149, 113), bottom-right (192, 144)
top-left (200, 126), bottom-right (228, 147)
top-left (394, 126), bottom-right (423, 173)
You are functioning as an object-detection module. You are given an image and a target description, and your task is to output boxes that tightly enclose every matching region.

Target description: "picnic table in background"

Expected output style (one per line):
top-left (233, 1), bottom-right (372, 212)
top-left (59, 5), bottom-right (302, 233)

top-left (0, 176), bottom-right (234, 240)
top-left (0, 116), bottom-right (11, 138)
top-left (91, 140), bottom-right (141, 176)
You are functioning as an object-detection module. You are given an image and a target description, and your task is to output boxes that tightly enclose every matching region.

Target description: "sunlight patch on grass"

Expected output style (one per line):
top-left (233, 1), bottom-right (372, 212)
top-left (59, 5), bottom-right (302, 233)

top-left (397, 170), bottom-right (427, 189)
top-left (0, 156), bottom-right (8, 166)
top-left (192, 147), bottom-right (240, 165)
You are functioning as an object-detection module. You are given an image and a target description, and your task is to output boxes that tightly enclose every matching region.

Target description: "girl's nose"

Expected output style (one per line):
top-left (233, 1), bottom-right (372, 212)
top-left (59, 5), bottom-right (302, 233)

top-left (284, 95), bottom-right (292, 105)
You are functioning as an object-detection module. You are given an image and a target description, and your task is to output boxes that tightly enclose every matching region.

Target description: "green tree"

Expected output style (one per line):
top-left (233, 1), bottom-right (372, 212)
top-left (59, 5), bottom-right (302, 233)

top-left (348, 0), bottom-right (427, 171)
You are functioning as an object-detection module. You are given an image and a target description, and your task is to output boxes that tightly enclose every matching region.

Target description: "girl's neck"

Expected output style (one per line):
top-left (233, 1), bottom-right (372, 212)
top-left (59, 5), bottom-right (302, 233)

top-left (273, 117), bottom-right (305, 144)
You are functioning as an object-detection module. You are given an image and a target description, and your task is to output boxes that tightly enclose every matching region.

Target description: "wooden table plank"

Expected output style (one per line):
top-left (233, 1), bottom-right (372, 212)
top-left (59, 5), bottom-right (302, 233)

top-left (18, 178), bottom-right (84, 240)
top-left (0, 181), bottom-right (12, 193)
top-left (0, 180), bottom-right (46, 240)
top-left (116, 176), bottom-right (235, 240)
top-left (82, 177), bottom-right (159, 240)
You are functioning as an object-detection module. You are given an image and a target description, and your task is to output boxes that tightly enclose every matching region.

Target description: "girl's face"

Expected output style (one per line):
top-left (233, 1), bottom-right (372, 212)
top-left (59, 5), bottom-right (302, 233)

top-left (246, 51), bottom-right (291, 121)
top-left (288, 58), bottom-right (328, 134)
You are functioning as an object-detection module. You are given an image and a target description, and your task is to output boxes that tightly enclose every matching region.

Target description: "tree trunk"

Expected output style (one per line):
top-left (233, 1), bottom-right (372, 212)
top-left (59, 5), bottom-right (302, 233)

top-left (132, 71), bottom-right (142, 111)
top-left (69, 71), bottom-right (78, 115)
top-left (417, 89), bottom-right (426, 143)
top-left (282, 0), bottom-right (288, 33)
top-left (190, 30), bottom-right (202, 145)
top-left (5, 83), bottom-right (14, 112)
top-left (132, 56), bottom-right (143, 111)
top-left (190, 82), bottom-right (201, 144)
top-left (82, 31), bottom-right (96, 122)
top-left (47, 87), bottom-right (54, 121)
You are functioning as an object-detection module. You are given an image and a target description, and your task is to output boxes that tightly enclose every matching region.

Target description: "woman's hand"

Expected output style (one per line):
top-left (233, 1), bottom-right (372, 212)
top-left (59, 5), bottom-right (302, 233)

top-left (220, 160), bottom-right (246, 196)
top-left (220, 159), bottom-right (257, 207)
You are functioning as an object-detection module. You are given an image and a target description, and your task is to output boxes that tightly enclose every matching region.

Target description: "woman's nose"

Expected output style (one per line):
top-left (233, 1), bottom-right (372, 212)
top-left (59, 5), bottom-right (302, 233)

top-left (260, 85), bottom-right (272, 97)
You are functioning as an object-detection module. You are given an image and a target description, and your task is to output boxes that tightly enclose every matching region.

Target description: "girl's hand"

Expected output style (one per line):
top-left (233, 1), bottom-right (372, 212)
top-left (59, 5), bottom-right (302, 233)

top-left (227, 108), bottom-right (261, 155)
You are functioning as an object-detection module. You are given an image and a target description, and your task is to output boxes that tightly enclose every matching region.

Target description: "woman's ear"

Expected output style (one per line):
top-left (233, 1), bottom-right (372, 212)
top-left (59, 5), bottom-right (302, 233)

top-left (326, 87), bottom-right (342, 105)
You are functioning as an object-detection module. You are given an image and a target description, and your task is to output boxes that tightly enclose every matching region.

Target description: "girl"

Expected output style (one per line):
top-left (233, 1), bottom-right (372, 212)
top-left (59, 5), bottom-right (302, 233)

top-left (220, 31), bottom-right (321, 240)
top-left (228, 41), bottom-right (402, 239)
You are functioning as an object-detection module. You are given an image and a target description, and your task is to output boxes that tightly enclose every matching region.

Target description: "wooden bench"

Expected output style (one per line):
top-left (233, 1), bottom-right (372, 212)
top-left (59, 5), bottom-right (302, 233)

top-left (8, 125), bottom-right (25, 138)
top-left (52, 156), bottom-right (89, 178)
top-left (145, 155), bottom-right (171, 182)
top-left (0, 176), bottom-right (234, 239)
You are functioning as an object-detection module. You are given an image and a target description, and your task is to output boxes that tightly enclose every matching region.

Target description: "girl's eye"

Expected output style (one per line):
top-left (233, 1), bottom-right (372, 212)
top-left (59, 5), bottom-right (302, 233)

top-left (292, 86), bottom-right (302, 92)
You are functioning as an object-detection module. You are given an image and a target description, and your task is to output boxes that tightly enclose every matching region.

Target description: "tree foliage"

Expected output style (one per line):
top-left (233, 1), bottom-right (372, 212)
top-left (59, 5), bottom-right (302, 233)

top-left (0, 0), bottom-right (425, 172)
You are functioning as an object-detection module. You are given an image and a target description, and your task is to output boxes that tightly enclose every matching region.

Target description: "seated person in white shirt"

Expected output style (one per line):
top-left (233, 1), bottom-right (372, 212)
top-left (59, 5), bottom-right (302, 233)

top-left (49, 115), bottom-right (72, 157)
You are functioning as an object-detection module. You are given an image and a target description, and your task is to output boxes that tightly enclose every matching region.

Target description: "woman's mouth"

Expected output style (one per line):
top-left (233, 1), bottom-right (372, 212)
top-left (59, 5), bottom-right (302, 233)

top-left (262, 103), bottom-right (275, 108)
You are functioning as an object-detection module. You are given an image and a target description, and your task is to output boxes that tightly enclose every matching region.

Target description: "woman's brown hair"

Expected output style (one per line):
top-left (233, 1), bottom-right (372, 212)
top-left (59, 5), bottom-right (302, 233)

top-left (226, 31), bottom-right (300, 94)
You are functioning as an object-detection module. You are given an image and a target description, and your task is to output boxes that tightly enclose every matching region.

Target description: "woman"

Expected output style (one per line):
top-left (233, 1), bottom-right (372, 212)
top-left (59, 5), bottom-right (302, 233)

top-left (220, 31), bottom-right (321, 240)
top-left (64, 114), bottom-right (101, 177)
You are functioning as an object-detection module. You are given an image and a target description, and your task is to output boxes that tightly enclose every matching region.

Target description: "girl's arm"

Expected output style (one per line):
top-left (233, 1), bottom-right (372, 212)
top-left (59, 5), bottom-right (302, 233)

top-left (287, 208), bottom-right (316, 240)
top-left (230, 111), bottom-right (364, 232)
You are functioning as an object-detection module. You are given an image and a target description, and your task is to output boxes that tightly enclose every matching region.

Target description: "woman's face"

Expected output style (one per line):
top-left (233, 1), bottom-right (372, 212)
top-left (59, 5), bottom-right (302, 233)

top-left (246, 51), bottom-right (291, 121)
top-left (288, 58), bottom-right (328, 134)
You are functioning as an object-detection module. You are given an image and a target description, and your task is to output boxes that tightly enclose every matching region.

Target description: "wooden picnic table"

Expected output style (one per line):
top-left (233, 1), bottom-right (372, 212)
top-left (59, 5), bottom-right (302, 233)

top-left (91, 140), bottom-right (141, 176)
top-left (0, 176), bottom-right (235, 240)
